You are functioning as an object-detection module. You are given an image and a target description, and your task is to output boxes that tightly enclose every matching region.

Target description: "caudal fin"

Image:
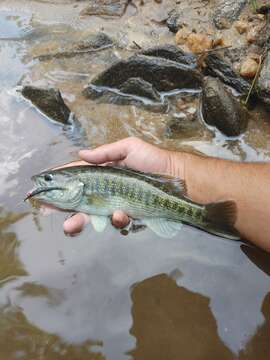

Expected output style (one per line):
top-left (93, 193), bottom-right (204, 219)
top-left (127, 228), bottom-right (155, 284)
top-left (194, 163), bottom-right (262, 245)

top-left (204, 201), bottom-right (240, 240)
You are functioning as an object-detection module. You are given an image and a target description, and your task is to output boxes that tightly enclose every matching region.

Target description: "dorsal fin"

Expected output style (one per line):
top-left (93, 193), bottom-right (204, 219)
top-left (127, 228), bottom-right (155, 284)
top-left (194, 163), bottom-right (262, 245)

top-left (111, 166), bottom-right (187, 197)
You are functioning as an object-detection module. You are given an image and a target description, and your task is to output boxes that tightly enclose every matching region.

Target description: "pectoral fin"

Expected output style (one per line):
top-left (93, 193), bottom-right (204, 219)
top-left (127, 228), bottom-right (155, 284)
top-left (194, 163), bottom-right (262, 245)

top-left (90, 215), bottom-right (108, 232)
top-left (145, 218), bottom-right (183, 238)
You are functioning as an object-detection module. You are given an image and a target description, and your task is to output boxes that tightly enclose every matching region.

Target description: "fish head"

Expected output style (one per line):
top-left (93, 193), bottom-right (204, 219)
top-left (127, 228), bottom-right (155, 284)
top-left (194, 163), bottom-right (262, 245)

top-left (25, 168), bottom-right (84, 210)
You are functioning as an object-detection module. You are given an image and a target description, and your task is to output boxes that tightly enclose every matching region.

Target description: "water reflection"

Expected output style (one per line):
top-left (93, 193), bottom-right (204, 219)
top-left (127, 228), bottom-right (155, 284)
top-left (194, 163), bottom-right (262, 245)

top-left (239, 292), bottom-right (270, 360)
top-left (0, 209), bottom-right (27, 284)
top-left (0, 308), bottom-right (105, 360)
top-left (241, 245), bottom-right (270, 277)
top-left (129, 274), bottom-right (234, 360)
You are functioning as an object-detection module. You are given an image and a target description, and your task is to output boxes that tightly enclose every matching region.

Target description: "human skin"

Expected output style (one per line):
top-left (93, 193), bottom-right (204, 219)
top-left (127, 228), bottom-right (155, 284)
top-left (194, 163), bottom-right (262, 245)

top-left (63, 137), bottom-right (270, 252)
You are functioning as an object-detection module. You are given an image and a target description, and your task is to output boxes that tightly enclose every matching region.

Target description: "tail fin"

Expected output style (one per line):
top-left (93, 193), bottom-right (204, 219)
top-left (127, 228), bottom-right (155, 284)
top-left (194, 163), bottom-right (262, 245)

top-left (204, 201), bottom-right (240, 240)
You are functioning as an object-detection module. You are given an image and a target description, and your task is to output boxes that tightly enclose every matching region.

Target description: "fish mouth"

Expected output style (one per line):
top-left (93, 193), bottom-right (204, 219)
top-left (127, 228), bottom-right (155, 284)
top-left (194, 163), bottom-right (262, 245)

top-left (24, 186), bottom-right (65, 202)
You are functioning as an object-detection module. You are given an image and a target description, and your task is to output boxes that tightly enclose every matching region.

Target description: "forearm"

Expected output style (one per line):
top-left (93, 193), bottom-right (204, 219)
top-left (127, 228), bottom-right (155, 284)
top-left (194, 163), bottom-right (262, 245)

top-left (170, 151), bottom-right (270, 251)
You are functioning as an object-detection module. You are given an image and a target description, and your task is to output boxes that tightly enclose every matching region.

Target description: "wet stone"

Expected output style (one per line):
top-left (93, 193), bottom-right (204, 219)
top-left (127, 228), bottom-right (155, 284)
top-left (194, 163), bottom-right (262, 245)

top-left (258, 52), bottom-right (270, 110)
top-left (140, 45), bottom-right (197, 68)
top-left (213, 0), bottom-right (247, 29)
top-left (21, 86), bottom-right (71, 124)
top-left (84, 83), bottom-right (168, 113)
top-left (118, 78), bottom-right (162, 101)
top-left (166, 9), bottom-right (182, 33)
top-left (86, 54), bottom-right (203, 93)
top-left (75, 32), bottom-right (113, 51)
top-left (204, 53), bottom-right (250, 94)
top-left (202, 77), bottom-right (248, 136)
top-left (37, 32), bottom-right (113, 61)
top-left (81, 0), bottom-right (129, 17)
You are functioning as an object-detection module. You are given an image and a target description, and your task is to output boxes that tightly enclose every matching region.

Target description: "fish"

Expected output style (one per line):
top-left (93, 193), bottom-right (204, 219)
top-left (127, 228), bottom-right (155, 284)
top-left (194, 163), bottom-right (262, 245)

top-left (25, 165), bottom-right (240, 240)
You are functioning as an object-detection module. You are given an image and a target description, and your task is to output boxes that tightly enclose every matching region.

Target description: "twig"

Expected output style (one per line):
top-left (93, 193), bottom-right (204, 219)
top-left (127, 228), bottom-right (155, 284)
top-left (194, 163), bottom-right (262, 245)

top-left (197, 45), bottom-right (232, 55)
top-left (244, 49), bottom-right (267, 105)
top-left (132, 40), bottom-right (142, 49)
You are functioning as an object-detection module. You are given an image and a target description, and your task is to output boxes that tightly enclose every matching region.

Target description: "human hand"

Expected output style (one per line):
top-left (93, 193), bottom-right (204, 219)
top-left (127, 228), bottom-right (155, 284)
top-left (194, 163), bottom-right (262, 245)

top-left (63, 137), bottom-right (186, 235)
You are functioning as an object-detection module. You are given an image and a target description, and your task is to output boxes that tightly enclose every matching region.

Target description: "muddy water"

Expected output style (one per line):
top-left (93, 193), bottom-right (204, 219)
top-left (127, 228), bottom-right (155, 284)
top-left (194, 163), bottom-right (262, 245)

top-left (1, 1), bottom-right (270, 359)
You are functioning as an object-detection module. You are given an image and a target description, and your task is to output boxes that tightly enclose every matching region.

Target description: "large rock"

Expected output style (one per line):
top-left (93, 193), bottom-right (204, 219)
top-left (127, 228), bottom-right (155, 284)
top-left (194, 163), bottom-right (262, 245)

top-left (213, 0), bottom-right (247, 29)
top-left (21, 86), bottom-right (71, 124)
top-left (204, 53), bottom-right (250, 94)
top-left (81, 0), bottom-right (129, 17)
top-left (84, 78), bottom-right (167, 112)
top-left (258, 52), bottom-right (270, 110)
top-left (86, 54), bottom-right (202, 92)
top-left (202, 77), bottom-right (248, 136)
top-left (141, 45), bottom-right (197, 68)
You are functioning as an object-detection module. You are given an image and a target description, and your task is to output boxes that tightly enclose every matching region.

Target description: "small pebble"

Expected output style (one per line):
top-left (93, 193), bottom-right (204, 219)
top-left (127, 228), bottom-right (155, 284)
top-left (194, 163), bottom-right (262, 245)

top-left (175, 27), bottom-right (190, 45)
top-left (234, 20), bottom-right (248, 34)
top-left (240, 58), bottom-right (259, 78)
top-left (186, 33), bottom-right (213, 54)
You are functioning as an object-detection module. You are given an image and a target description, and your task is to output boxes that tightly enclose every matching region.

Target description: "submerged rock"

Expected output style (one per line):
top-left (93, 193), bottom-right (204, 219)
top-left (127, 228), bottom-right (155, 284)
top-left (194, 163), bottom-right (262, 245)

top-left (118, 78), bottom-right (161, 101)
top-left (86, 54), bottom-right (202, 92)
top-left (74, 32), bottom-right (113, 51)
top-left (141, 45), bottom-right (197, 68)
top-left (202, 77), bottom-right (248, 136)
top-left (22, 86), bottom-right (71, 124)
top-left (37, 32), bottom-right (113, 61)
top-left (204, 53), bottom-right (250, 94)
top-left (258, 52), bottom-right (270, 110)
top-left (84, 82), bottom-right (167, 112)
top-left (213, 0), bottom-right (247, 29)
top-left (81, 0), bottom-right (129, 17)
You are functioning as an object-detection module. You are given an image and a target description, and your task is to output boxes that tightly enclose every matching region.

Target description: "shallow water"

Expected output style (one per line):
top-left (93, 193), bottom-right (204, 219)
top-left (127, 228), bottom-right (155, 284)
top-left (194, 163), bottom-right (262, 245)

top-left (1, 1), bottom-right (270, 359)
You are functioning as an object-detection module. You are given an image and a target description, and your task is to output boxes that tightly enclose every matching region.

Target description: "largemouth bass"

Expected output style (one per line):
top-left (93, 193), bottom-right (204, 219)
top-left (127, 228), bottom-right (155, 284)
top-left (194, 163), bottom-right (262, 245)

top-left (25, 165), bottom-right (239, 240)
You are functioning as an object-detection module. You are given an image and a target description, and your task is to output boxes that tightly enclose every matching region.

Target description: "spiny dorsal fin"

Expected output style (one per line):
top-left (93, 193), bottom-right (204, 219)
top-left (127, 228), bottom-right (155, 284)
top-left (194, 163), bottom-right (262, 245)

top-left (111, 166), bottom-right (187, 197)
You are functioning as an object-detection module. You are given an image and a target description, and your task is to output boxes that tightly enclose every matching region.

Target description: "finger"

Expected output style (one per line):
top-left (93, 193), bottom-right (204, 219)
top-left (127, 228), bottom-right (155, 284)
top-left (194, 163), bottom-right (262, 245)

top-left (112, 210), bottom-right (130, 228)
top-left (79, 138), bottom-right (134, 164)
top-left (63, 213), bottom-right (89, 235)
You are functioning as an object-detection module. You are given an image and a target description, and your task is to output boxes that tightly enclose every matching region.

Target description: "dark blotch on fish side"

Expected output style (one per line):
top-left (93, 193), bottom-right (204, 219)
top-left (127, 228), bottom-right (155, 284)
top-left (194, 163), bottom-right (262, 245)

top-left (140, 45), bottom-right (197, 68)
top-left (204, 53), bottom-right (250, 94)
top-left (202, 77), bottom-right (248, 136)
top-left (22, 86), bottom-right (71, 125)
top-left (213, 0), bottom-right (247, 30)
top-left (85, 54), bottom-right (202, 92)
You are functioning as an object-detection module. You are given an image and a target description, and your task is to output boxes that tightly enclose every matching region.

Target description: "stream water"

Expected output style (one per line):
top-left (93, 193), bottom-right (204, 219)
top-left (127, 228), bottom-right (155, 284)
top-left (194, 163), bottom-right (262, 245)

top-left (1, 1), bottom-right (270, 359)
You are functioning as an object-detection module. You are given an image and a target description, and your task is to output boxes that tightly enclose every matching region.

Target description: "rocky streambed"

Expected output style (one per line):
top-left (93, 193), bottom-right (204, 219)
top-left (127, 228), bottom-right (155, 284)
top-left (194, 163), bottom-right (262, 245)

top-left (2, 0), bottom-right (269, 160)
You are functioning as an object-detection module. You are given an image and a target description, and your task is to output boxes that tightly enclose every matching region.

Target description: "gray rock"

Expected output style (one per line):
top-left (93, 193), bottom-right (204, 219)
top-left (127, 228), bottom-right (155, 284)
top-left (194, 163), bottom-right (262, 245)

top-left (84, 82), bottom-right (168, 113)
top-left (202, 77), bottom-right (248, 136)
top-left (81, 0), bottom-right (129, 17)
top-left (118, 78), bottom-right (162, 101)
top-left (87, 54), bottom-right (202, 92)
top-left (213, 0), bottom-right (247, 29)
top-left (141, 45), bottom-right (197, 68)
top-left (166, 10), bottom-right (182, 33)
top-left (75, 32), bottom-right (113, 51)
top-left (37, 32), bottom-right (113, 61)
top-left (204, 53), bottom-right (250, 94)
top-left (258, 52), bottom-right (270, 110)
top-left (22, 86), bottom-right (71, 124)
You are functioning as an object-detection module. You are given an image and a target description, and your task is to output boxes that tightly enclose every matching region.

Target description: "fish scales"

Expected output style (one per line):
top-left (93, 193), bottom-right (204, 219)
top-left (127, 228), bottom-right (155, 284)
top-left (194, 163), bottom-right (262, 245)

top-left (26, 165), bottom-right (240, 240)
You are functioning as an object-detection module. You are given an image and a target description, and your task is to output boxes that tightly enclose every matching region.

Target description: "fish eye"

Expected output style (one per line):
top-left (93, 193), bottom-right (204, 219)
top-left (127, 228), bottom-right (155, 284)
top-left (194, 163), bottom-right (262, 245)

top-left (44, 174), bottom-right (53, 182)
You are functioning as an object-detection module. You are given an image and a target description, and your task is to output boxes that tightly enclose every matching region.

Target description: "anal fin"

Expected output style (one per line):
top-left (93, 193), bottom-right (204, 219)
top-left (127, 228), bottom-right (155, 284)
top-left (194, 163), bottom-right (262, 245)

top-left (90, 215), bottom-right (108, 232)
top-left (145, 218), bottom-right (183, 238)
